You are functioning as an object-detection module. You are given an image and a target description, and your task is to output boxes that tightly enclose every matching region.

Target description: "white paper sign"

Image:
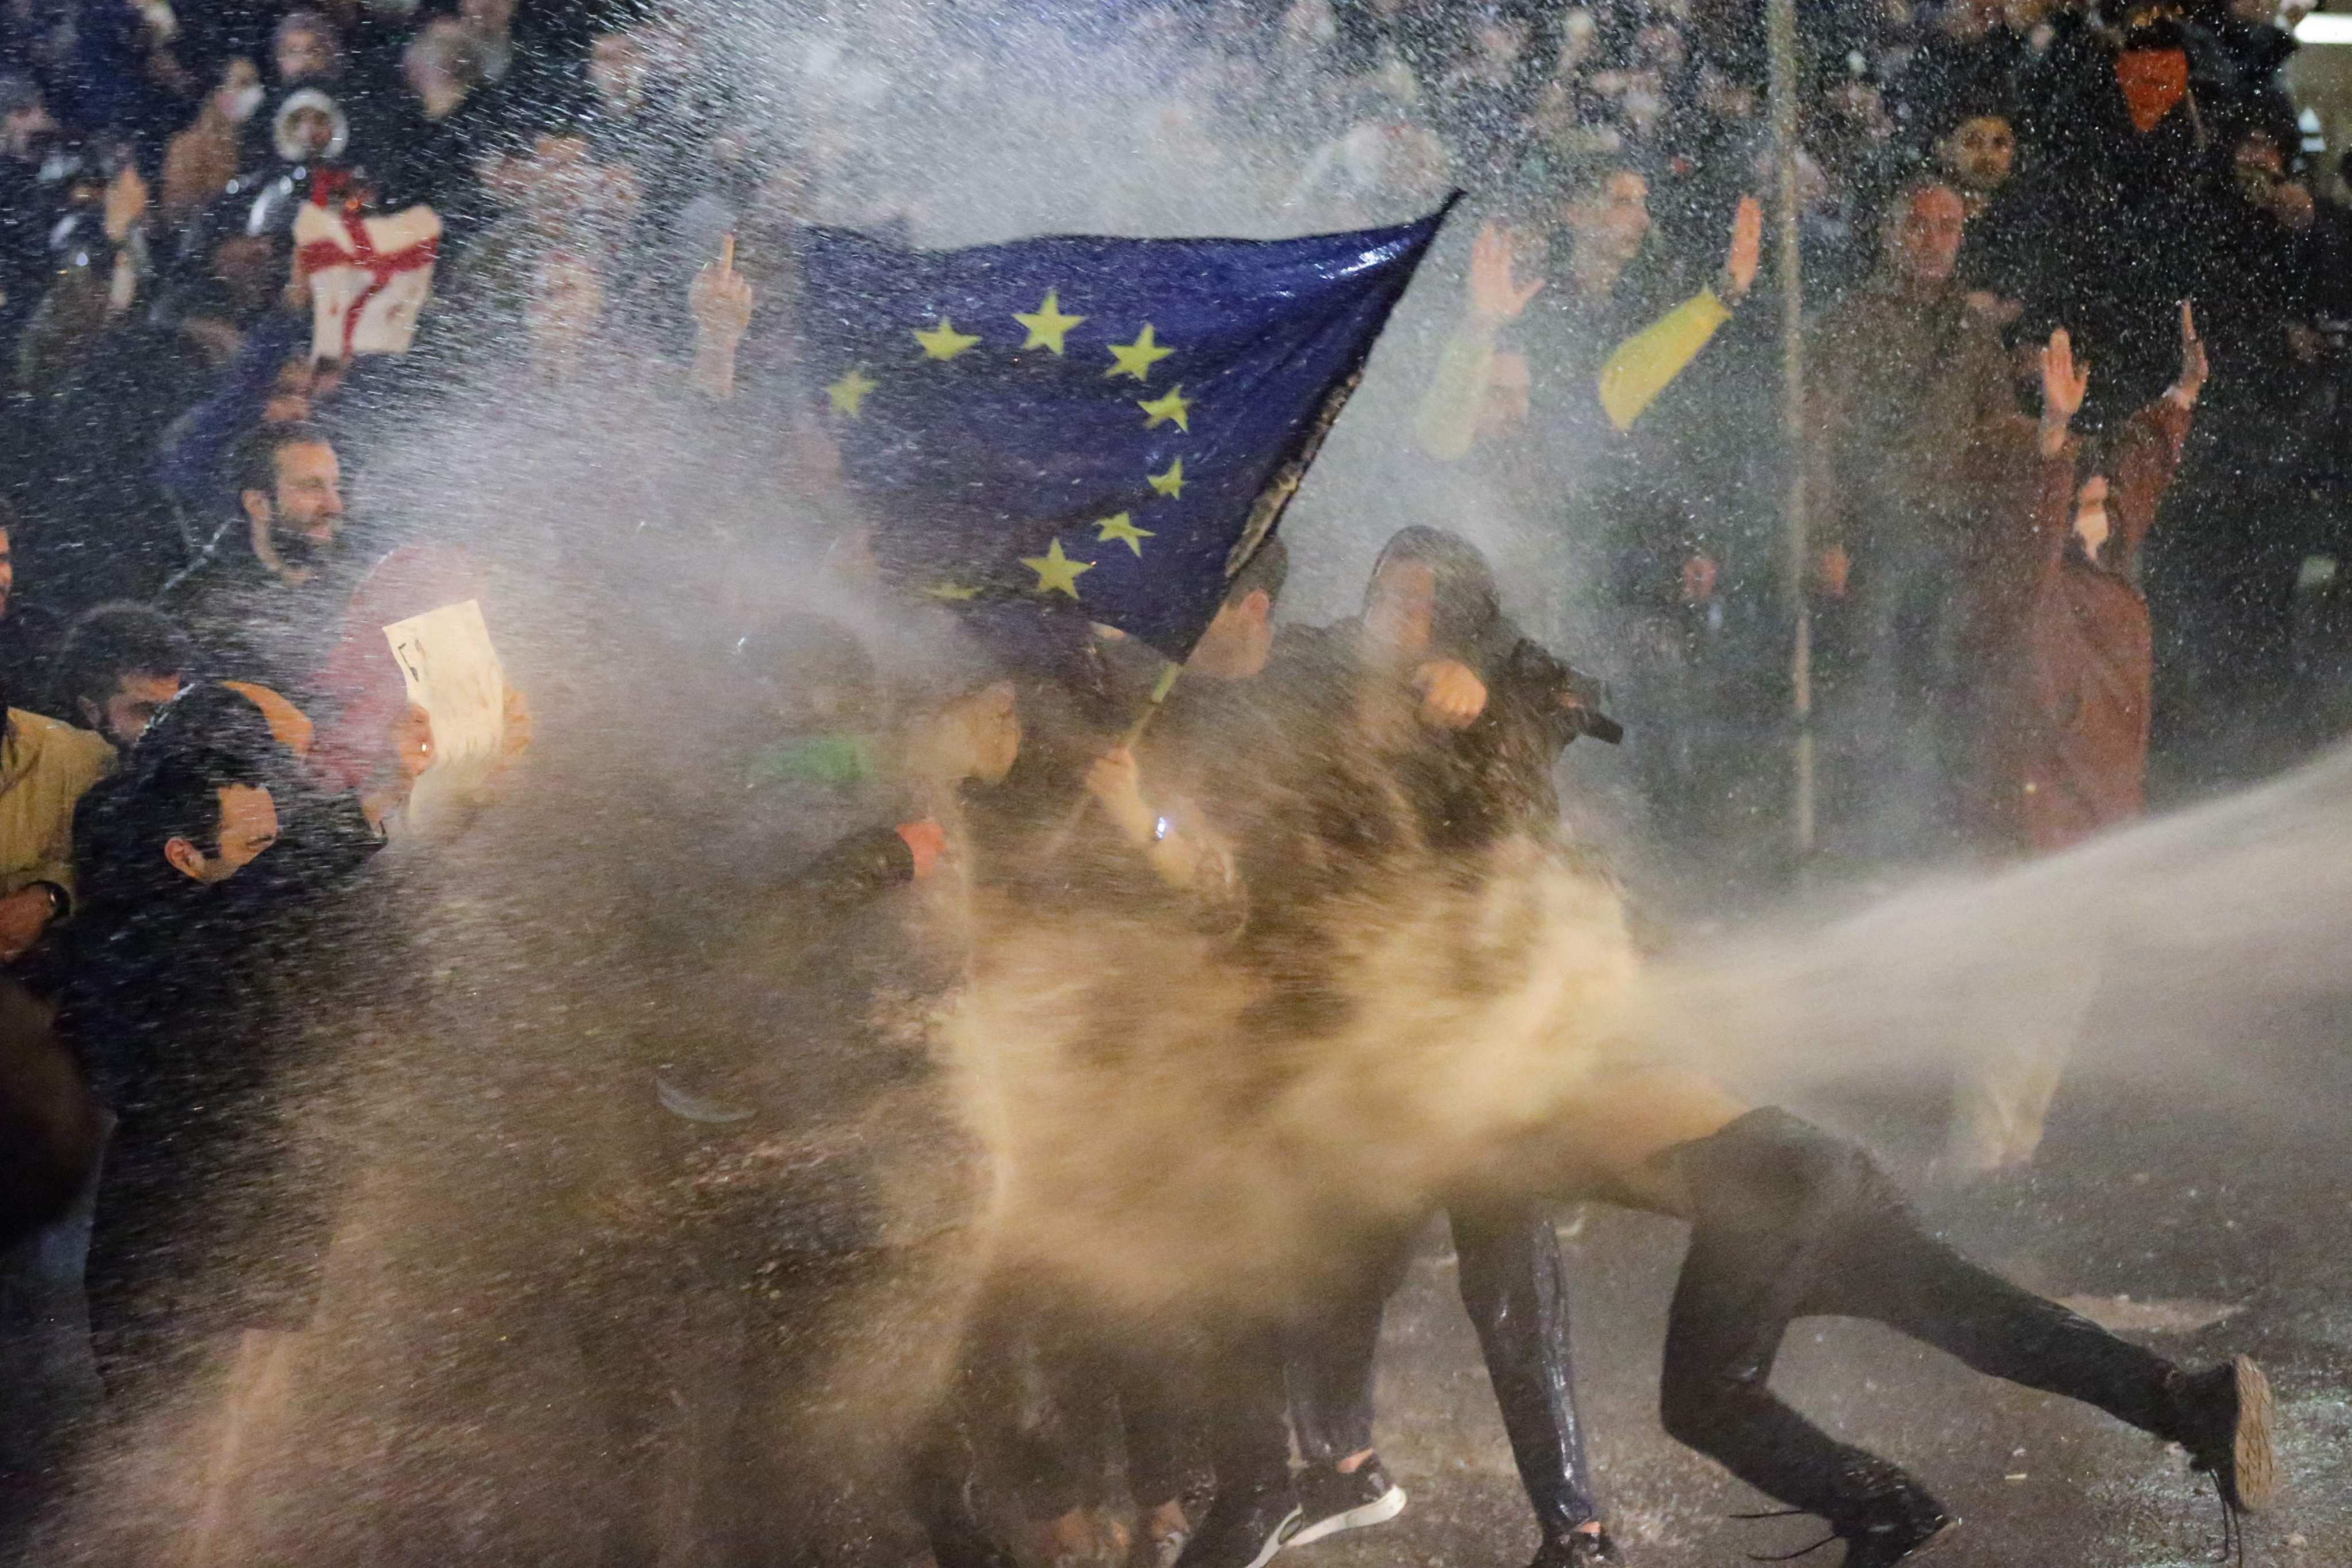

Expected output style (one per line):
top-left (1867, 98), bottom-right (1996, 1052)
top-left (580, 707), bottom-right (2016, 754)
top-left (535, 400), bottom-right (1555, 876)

top-left (383, 600), bottom-right (507, 809)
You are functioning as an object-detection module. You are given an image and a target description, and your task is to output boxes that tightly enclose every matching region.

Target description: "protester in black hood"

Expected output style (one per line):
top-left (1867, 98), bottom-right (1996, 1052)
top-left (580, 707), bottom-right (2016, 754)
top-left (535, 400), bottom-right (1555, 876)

top-left (1337, 526), bottom-right (1619, 851)
top-left (1174, 528), bottom-right (1629, 1568)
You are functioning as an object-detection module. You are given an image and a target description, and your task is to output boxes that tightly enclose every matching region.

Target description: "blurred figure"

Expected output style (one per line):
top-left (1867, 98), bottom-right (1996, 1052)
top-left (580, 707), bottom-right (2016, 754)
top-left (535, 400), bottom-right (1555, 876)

top-left (0, 670), bottom-right (113, 964)
top-left (160, 56), bottom-right (264, 223)
top-left (1806, 179), bottom-right (2017, 861)
top-left (1945, 315), bottom-right (2204, 1177)
top-left (1168, 533), bottom-right (1626, 1568)
top-left (0, 501), bottom-right (65, 716)
top-left (1934, 95), bottom-right (2033, 329)
top-left (2145, 125), bottom-right (2326, 762)
top-left (374, 19), bottom-right (486, 229)
top-left (53, 604), bottom-right (195, 751)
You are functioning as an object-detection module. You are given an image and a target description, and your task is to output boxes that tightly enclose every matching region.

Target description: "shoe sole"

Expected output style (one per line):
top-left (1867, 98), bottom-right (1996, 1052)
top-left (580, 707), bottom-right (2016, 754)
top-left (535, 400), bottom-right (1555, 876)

top-left (1900, 1518), bottom-right (1963, 1562)
top-left (1285, 1487), bottom-right (1406, 1550)
top-left (1234, 1505), bottom-right (1304, 1568)
top-left (2230, 1354), bottom-right (2278, 1513)
top-left (1900, 1523), bottom-right (1957, 1561)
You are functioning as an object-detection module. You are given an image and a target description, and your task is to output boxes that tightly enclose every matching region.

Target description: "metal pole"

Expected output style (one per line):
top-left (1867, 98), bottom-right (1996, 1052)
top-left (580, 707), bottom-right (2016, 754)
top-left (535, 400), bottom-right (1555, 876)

top-left (1766, 0), bottom-right (1813, 858)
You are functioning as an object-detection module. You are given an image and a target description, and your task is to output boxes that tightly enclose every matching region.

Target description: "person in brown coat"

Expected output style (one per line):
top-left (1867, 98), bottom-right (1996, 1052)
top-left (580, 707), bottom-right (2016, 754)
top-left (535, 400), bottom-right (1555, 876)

top-left (1942, 307), bottom-right (2206, 1178)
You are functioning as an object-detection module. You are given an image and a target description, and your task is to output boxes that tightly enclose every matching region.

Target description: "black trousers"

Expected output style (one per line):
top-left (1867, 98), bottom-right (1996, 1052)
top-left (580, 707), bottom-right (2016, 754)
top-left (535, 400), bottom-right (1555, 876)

top-left (1286, 1203), bottom-right (1602, 1540)
top-left (1656, 1108), bottom-right (2182, 1528)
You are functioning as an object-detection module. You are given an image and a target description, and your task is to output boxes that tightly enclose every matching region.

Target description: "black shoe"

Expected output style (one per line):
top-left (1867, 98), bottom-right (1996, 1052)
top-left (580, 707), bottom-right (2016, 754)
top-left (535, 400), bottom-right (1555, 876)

top-left (2168, 1355), bottom-right (2278, 1513)
top-left (1287, 1456), bottom-right (1405, 1548)
top-left (1763, 1482), bottom-right (1952, 1568)
top-left (1528, 1527), bottom-right (1624, 1565)
top-left (1172, 1480), bottom-right (1301, 1568)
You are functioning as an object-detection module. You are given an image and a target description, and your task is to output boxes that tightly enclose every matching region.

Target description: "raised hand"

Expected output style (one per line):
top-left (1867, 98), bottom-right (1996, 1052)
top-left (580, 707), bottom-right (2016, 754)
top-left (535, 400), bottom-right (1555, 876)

top-left (1724, 195), bottom-right (1762, 300)
top-left (2175, 299), bottom-right (2208, 405)
top-left (2040, 327), bottom-right (2089, 427)
top-left (1469, 221), bottom-right (1544, 325)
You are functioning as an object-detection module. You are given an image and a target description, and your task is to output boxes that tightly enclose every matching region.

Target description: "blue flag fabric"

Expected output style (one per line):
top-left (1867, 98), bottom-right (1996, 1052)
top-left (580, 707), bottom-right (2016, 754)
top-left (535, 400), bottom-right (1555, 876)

top-left (798, 205), bottom-right (1453, 659)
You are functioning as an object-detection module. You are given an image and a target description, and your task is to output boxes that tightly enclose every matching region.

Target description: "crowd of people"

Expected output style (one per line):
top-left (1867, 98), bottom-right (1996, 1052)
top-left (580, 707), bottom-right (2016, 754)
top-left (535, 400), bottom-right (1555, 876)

top-left (0, 0), bottom-right (2343, 1565)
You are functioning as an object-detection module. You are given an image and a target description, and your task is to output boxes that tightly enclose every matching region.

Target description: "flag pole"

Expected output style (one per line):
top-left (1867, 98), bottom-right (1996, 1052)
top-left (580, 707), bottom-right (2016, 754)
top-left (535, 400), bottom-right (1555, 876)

top-left (1042, 657), bottom-right (1180, 858)
top-left (1767, 0), bottom-right (1814, 860)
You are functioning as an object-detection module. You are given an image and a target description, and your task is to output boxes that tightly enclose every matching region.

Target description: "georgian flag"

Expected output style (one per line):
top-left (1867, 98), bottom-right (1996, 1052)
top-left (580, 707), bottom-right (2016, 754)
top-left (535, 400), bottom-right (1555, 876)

top-left (294, 199), bottom-right (442, 361)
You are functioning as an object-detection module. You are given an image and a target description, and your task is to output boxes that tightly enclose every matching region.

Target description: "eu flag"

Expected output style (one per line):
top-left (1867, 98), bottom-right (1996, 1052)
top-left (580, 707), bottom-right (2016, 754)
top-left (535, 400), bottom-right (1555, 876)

top-left (798, 204), bottom-right (1454, 660)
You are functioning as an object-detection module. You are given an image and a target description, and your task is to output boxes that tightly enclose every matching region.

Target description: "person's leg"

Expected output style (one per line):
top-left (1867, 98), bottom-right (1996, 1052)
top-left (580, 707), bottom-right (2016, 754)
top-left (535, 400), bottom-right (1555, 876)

top-left (1115, 1340), bottom-right (1209, 1568)
top-left (1172, 1323), bottom-right (1300, 1568)
top-left (1654, 1106), bottom-right (2270, 1558)
top-left (1449, 1203), bottom-right (1607, 1551)
top-left (1283, 1249), bottom-right (1403, 1473)
top-left (1942, 937), bottom-right (2104, 1179)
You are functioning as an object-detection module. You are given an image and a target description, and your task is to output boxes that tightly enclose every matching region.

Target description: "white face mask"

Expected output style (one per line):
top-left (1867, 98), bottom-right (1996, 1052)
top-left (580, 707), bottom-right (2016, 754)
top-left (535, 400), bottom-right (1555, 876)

top-left (224, 84), bottom-right (265, 123)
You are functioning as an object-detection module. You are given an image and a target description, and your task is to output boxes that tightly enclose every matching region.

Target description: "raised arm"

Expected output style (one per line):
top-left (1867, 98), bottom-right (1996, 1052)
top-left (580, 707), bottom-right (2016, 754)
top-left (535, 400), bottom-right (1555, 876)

top-left (1413, 221), bottom-right (1542, 460)
top-left (689, 235), bottom-right (755, 401)
top-left (2106, 301), bottom-right (2203, 570)
top-left (1964, 328), bottom-right (2085, 640)
top-left (1596, 194), bottom-right (1759, 432)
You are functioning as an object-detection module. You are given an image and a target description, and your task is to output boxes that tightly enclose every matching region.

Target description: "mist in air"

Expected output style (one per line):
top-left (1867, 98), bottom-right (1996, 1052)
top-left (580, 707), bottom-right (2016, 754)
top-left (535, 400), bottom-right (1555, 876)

top-left (20, 2), bottom-right (2350, 1565)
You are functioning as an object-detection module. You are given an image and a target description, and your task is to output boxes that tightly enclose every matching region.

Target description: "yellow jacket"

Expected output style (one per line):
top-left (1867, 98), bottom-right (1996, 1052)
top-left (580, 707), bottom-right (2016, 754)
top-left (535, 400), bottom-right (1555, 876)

top-left (0, 710), bottom-right (115, 909)
top-left (1413, 287), bottom-right (1736, 459)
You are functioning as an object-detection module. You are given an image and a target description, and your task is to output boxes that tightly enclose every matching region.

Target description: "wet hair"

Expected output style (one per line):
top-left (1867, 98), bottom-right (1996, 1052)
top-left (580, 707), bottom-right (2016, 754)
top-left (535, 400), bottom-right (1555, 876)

top-left (140, 747), bottom-right (268, 858)
top-left (233, 420), bottom-right (330, 502)
top-left (53, 604), bottom-right (194, 724)
top-left (1366, 526), bottom-right (1504, 659)
top-left (134, 682), bottom-right (295, 774)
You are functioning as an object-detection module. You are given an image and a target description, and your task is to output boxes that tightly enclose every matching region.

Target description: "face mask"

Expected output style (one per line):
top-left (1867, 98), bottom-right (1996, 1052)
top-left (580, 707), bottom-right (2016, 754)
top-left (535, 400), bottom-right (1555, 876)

top-left (2115, 48), bottom-right (2187, 133)
top-left (224, 84), bottom-right (265, 123)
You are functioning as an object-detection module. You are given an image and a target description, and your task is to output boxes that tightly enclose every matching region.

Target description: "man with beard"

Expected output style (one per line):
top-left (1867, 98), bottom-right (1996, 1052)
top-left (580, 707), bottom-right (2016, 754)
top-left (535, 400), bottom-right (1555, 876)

top-left (160, 422), bottom-right (351, 703)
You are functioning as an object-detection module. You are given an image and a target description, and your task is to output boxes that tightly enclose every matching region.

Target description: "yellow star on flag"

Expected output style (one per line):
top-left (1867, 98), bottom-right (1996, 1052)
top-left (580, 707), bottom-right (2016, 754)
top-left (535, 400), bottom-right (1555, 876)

top-left (1106, 325), bottom-right (1175, 383)
top-left (1014, 289), bottom-right (1084, 355)
top-left (1138, 385), bottom-right (1192, 432)
top-left (1147, 458), bottom-right (1185, 499)
top-left (1093, 512), bottom-right (1154, 556)
top-left (827, 365), bottom-right (878, 418)
top-left (1021, 538), bottom-right (1095, 598)
top-left (922, 582), bottom-right (980, 601)
top-left (914, 316), bottom-right (982, 361)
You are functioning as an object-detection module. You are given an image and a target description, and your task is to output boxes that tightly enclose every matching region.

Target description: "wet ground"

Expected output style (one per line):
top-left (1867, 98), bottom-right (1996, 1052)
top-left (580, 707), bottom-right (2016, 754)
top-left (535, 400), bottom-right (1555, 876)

top-left (1320, 1068), bottom-right (2352, 1568)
